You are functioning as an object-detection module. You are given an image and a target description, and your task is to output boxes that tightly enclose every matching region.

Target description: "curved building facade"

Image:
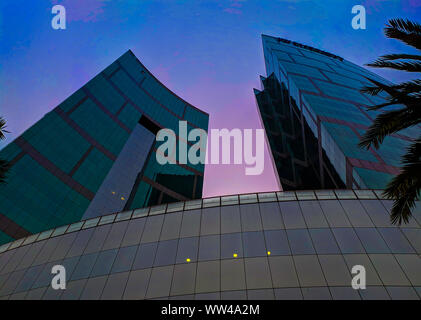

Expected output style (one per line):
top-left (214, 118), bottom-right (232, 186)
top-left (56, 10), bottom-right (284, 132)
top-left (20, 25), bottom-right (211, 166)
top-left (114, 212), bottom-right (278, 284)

top-left (255, 35), bottom-right (418, 191)
top-left (0, 189), bottom-right (420, 300)
top-left (0, 50), bottom-right (208, 245)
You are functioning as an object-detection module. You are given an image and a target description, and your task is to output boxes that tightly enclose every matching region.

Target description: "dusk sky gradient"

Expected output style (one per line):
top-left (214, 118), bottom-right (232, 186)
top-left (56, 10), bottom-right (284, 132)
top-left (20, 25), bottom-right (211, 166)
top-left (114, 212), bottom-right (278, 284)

top-left (1, 0), bottom-right (420, 197)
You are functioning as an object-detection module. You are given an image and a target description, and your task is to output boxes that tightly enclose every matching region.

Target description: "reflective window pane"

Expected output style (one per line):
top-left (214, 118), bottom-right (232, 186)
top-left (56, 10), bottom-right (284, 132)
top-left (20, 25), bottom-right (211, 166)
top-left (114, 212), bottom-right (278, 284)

top-left (278, 202), bottom-right (306, 229)
top-left (259, 202), bottom-right (284, 230)
top-left (200, 207), bottom-right (220, 235)
top-left (242, 231), bottom-right (266, 257)
top-left (132, 242), bottom-right (158, 270)
top-left (220, 206), bottom-right (241, 234)
top-left (378, 228), bottom-right (415, 253)
top-left (80, 276), bottom-right (107, 300)
top-left (141, 215), bottom-right (164, 243)
top-left (180, 210), bottom-right (201, 238)
top-left (220, 259), bottom-right (246, 291)
top-left (319, 200), bottom-right (351, 227)
top-left (329, 286), bottom-right (361, 300)
top-left (160, 212), bottom-right (182, 241)
top-left (240, 204), bottom-right (262, 232)
top-left (244, 257), bottom-right (272, 289)
top-left (196, 260), bottom-right (220, 293)
top-left (247, 289), bottom-right (275, 300)
top-left (154, 239), bottom-right (178, 267)
top-left (355, 228), bottom-right (390, 253)
top-left (121, 218), bottom-right (146, 247)
top-left (332, 228), bottom-right (365, 254)
top-left (170, 263), bottom-right (196, 296)
top-left (111, 245), bottom-right (137, 273)
top-left (90, 249), bottom-right (118, 277)
top-left (359, 200), bottom-right (390, 227)
top-left (221, 233), bottom-right (243, 259)
top-left (309, 229), bottom-right (340, 254)
top-left (394, 254), bottom-right (421, 286)
top-left (269, 256), bottom-right (299, 288)
top-left (71, 253), bottom-right (99, 280)
top-left (318, 255), bottom-right (351, 286)
top-left (274, 288), bottom-right (302, 300)
top-left (401, 228), bottom-right (421, 254)
top-left (123, 269), bottom-right (151, 300)
top-left (176, 237), bottom-right (199, 264)
top-left (339, 200), bottom-right (374, 227)
top-left (386, 286), bottom-right (419, 300)
top-left (293, 255), bottom-right (326, 287)
top-left (198, 235), bottom-right (220, 261)
top-left (360, 286), bottom-right (390, 300)
top-left (299, 201), bottom-right (328, 228)
top-left (287, 229), bottom-right (315, 254)
top-left (145, 265), bottom-right (174, 299)
top-left (102, 221), bottom-right (129, 250)
top-left (101, 272), bottom-right (129, 300)
top-left (264, 230), bottom-right (290, 255)
top-left (301, 287), bottom-right (331, 300)
top-left (221, 290), bottom-right (247, 300)
top-left (369, 254), bottom-right (410, 286)
top-left (84, 225), bottom-right (111, 254)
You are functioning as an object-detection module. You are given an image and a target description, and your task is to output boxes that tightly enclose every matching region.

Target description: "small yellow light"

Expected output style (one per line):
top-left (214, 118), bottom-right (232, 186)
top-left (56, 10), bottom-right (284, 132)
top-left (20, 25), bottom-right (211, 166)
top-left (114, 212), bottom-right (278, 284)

top-left (186, 258), bottom-right (191, 262)
top-left (233, 253), bottom-right (238, 258)
top-left (111, 191), bottom-right (115, 195)
top-left (121, 197), bottom-right (125, 200)
top-left (267, 251), bottom-right (271, 256)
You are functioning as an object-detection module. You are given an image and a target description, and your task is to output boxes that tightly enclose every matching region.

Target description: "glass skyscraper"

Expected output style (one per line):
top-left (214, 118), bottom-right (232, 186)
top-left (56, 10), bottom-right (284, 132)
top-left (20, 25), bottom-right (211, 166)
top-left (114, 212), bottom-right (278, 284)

top-left (255, 35), bottom-right (418, 191)
top-left (0, 37), bottom-right (420, 301)
top-left (0, 50), bottom-right (209, 245)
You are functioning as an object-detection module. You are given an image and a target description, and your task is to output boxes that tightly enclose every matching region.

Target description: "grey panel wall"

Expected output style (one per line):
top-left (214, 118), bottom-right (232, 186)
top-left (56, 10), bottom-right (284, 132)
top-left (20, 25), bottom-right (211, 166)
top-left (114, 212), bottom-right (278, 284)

top-left (0, 192), bottom-right (420, 300)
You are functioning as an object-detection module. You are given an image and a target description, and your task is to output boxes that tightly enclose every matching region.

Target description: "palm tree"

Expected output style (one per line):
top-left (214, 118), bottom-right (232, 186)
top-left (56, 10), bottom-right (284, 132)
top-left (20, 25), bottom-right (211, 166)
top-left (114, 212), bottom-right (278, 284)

top-left (359, 18), bottom-right (421, 225)
top-left (0, 116), bottom-right (10, 184)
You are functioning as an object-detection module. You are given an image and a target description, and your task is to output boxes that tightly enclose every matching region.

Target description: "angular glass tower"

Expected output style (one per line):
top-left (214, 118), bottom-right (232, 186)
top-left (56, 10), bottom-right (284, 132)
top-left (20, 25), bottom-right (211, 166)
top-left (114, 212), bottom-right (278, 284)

top-left (0, 50), bottom-right (208, 245)
top-left (255, 35), bottom-right (417, 191)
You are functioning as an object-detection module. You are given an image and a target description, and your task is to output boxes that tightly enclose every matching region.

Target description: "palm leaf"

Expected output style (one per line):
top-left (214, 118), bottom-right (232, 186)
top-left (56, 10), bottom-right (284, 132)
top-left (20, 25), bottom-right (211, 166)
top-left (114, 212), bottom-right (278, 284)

top-left (383, 138), bottom-right (421, 224)
top-left (366, 60), bottom-right (421, 72)
top-left (0, 117), bottom-right (8, 140)
top-left (375, 53), bottom-right (421, 61)
top-left (385, 18), bottom-right (421, 50)
top-left (358, 107), bottom-right (421, 149)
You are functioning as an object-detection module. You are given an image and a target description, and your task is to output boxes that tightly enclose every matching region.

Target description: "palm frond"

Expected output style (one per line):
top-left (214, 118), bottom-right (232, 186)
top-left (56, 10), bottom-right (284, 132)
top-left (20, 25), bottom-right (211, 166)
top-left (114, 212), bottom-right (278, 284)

top-left (393, 79), bottom-right (421, 94)
top-left (362, 77), bottom-right (400, 96)
top-left (362, 18), bottom-right (421, 226)
top-left (366, 60), bottom-right (421, 72)
top-left (0, 117), bottom-right (8, 140)
top-left (375, 53), bottom-right (421, 61)
top-left (361, 85), bottom-right (385, 96)
top-left (358, 107), bottom-right (421, 149)
top-left (383, 138), bottom-right (421, 224)
top-left (385, 18), bottom-right (421, 50)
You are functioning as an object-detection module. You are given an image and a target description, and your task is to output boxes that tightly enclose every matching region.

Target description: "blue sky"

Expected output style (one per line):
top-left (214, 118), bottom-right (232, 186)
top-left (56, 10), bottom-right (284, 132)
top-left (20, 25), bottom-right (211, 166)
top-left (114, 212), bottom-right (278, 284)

top-left (1, 0), bottom-right (420, 196)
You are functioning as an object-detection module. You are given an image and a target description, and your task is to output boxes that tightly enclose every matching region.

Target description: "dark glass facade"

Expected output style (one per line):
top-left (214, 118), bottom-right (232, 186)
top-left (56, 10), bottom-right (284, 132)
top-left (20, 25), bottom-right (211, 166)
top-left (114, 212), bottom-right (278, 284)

top-left (0, 190), bottom-right (420, 300)
top-left (255, 35), bottom-right (419, 191)
top-left (0, 50), bottom-right (208, 245)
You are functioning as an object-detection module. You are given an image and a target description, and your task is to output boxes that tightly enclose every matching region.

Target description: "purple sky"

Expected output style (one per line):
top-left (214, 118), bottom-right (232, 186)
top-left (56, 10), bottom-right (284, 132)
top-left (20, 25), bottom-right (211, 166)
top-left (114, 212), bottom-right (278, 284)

top-left (1, 0), bottom-right (420, 197)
